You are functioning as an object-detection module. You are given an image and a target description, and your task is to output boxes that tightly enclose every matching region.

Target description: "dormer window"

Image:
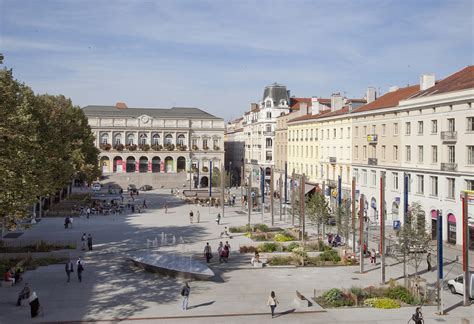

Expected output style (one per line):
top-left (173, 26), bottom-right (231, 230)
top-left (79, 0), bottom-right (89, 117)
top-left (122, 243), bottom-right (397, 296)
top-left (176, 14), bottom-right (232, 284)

top-left (266, 100), bottom-right (272, 107)
top-left (280, 99), bottom-right (286, 106)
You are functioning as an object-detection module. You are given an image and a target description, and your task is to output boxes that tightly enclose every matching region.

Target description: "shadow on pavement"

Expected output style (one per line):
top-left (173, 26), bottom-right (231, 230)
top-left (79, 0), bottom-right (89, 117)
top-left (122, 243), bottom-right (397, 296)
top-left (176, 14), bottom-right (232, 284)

top-left (273, 308), bottom-right (296, 318)
top-left (188, 301), bottom-right (215, 309)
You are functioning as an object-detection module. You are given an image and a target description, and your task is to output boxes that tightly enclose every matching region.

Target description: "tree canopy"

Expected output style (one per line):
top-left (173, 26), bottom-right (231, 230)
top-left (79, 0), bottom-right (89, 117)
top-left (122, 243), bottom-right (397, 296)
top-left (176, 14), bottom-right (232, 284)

top-left (0, 67), bottom-right (100, 229)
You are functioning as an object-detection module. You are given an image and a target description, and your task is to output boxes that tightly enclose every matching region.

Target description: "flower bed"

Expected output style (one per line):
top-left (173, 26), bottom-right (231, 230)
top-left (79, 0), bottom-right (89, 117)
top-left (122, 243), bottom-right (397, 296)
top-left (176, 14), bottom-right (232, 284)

top-left (0, 240), bottom-right (76, 253)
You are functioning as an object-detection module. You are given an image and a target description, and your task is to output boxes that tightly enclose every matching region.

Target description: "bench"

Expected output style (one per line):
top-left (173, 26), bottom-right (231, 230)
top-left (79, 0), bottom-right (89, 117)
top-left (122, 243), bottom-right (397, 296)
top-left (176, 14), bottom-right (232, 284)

top-left (295, 290), bottom-right (312, 307)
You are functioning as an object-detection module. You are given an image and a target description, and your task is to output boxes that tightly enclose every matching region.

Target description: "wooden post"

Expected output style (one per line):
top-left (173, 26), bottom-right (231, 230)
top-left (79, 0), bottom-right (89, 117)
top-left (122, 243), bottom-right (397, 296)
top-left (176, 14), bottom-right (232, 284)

top-left (380, 173), bottom-right (386, 284)
top-left (360, 194), bottom-right (365, 274)
top-left (279, 173), bottom-right (283, 221)
top-left (351, 177), bottom-right (356, 253)
top-left (270, 166), bottom-right (274, 226)
top-left (301, 174), bottom-right (305, 244)
top-left (291, 169), bottom-right (295, 226)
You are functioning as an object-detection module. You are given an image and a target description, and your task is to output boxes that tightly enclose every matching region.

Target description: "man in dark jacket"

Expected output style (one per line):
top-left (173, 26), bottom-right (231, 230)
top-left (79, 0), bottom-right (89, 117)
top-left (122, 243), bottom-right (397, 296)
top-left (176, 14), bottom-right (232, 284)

top-left (181, 282), bottom-right (190, 310)
top-left (65, 260), bottom-right (74, 282)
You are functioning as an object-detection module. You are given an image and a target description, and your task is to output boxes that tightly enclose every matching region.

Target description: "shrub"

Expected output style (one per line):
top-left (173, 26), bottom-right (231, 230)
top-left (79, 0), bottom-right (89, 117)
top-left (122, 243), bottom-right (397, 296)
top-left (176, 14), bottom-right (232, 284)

top-left (306, 256), bottom-right (323, 266)
top-left (251, 233), bottom-right (269, 241)
top-left (387, 285), bottom-right (415, 305)
top-left (319, 249), bottom-right (341, 263)
top-left (286, 242), bottom-right (300, 252)
top-left (244, 232), bottom-right (252, 238)
top-left (267, 256), bottom-right (294, 266)
top-left (322, 288), bottom-right (344, 304)
top-left (350, 286), bottom-right (366, 299)
top-left (239, 245), bottom-right (257, 253)
top-left (229, 225), bottom-right (252, 233)
top-left (274, 233), bottom-right (295, 242)
top-left (254, 224), bottom-right (269, 232)
top-left (258, 242), bottom-right (279, 252)
top-left (364, 298), bottom-right (400, 309)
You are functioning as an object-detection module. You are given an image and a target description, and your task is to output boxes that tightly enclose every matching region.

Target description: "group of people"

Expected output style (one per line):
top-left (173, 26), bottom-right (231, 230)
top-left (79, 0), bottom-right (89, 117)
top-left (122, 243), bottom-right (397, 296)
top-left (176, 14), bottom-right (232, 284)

top-left (327, 233), bottom-right (342, 247)
top-left (65, 257), bottom-right (85, 283)
top-left (189, 210), bottom-right (200, 223)
top-left (203, 241), bottom-right (231, 263)
top-left (15, 283), bottom-right (41, 317)
top-left (81, 233), bottom-right (93, 251)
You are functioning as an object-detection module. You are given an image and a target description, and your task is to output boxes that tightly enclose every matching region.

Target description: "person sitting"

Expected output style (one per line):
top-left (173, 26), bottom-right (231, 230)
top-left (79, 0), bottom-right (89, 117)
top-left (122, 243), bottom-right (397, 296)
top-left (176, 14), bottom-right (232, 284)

top-left (16, 283), bottom-right (31, 306)
top-left (220, 226), bottom-right (229, 238)
top-left (334, 234), bottom-right (341, 247)
top-left (14, 266), bottom-right (23, 283)
top-left (4, 268), bottom-right (15, 285)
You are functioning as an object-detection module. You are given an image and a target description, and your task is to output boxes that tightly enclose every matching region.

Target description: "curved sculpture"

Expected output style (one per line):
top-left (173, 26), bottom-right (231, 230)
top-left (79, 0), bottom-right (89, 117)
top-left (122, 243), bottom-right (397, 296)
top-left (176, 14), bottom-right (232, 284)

top-left (129, 252), bottom-right (215, 280)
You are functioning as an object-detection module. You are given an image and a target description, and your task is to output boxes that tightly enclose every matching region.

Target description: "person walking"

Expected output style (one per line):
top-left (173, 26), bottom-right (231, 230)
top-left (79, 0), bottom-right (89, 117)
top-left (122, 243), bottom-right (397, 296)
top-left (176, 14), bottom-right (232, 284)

top-left (142, 199), bottom-right (148, 209)
top-left (370, 248), bottom-right (376, 265)
top-left (28, 291), bottom-right (41, 318)
top-left (86, 207), bottom-right (91, 219)
top-left (189, 210), bottom-right (194, 224)
top-left (181, 282), bottom-right (190, 310)
top-left (81, 233), bottom-right (87, 251)
top-left (204, 242), bottom-right (212, 263)
top-left (87, 234), bottom-right (93, 251)
top-left (217, 241), bottom-right (224, 263)
top-left (196, 210), bottom-right (200, 223)
top-left (65, 260), bottom-right (74, 283)
top-left (267, 291), bottom-right (279, 318)
top-left (164, 203), bottom-right (168, 214)
top-left (426, 253), bottom-right (432, 271)
top-left (224, 241), bottom-right (231, 260)
top-left (216, 213), bottom-right (221, 225)
top-left (76, 257), bottom-right (84, 282)
top-left (64, 216), bottom-right (70, 229)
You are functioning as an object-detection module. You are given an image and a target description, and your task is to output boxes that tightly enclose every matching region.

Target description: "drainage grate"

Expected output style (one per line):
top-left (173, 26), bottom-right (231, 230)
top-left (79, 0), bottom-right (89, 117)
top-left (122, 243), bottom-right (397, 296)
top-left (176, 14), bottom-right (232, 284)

top-left (3, 232), bottom-right (23, 238)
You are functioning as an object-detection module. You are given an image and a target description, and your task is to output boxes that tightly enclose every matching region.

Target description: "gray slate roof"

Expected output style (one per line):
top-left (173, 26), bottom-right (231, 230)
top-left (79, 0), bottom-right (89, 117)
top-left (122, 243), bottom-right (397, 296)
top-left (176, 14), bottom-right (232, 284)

top-left (82, 105), bottom-right (221, 120)
top-left (263, 83), bottom-right (289, 103)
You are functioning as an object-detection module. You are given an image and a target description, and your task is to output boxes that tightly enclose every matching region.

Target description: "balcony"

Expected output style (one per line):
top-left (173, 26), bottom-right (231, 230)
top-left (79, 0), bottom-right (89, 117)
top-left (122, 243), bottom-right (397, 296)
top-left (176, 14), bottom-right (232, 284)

top-left (441, 162), bottom-right (457, 172)
top-left (264, 131), bottom-right (275, 136)
top-left (329, 157), bottom-right (337, 164)
top-left (440, 131), bottom-right (457, 142)
top-left (326, 179), bottom-right (337, 188)
top-left (367, 134), bottom-right (378, 144)
top-left (368, 158), bottom-right (378, 165)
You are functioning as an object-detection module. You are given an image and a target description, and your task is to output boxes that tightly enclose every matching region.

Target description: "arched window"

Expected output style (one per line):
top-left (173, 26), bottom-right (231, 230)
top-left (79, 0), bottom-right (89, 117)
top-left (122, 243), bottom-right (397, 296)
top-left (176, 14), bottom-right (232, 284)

top-left (139, 134), bottom-right (147, 145)
top-left (152, 134), bottom-right (160, 145)
top-left (127, 134), bottom-right (134, 145)
top-left (165, 134), bottom-right (173, 145)
top-left (114, 133), bottom-right (122, 145)
top-left (177, 134), bottom-right (185, 146)
top-left (266, 138), bottom-right (273, 148)
top-left (101, 133), bottom-right (109, 144)
top-left (265, 100), bottom-right (271, 107)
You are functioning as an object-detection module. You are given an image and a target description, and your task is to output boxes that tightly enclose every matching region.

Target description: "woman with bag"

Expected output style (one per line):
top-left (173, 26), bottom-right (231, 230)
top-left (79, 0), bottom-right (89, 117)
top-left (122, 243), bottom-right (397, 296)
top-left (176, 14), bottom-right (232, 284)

top-left (267, 291), bottom-right (279, 318)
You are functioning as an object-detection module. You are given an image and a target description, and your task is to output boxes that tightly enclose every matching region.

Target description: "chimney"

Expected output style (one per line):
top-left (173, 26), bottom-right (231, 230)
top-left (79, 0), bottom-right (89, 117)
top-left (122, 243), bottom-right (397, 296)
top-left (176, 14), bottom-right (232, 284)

top-left (250, 103), bottom-right (258, 111)
top-left (115, 102), bottom-right (128, 109)
top-left (388, 86), bottom-right (399, 93)
top-left (366, 87), bottom-right (376, 103)
top-left (330, 93), bottom-right (343, 112)
top-left (420, 74), bottom-right (435, 91)
top-left (300, 102), bottom-right (309, 115)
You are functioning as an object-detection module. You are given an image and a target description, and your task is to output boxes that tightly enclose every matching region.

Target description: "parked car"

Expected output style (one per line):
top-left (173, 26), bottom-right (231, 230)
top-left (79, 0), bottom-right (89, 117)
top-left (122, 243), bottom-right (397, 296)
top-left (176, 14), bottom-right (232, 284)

top-left (139, 185), bottom-right (153, 191)
top-left (91, 182), bottom-right (102, 191)
top-left (128, 184), bottom-right (138, 194)
top-left (447, 273), bottom-right (474, 299)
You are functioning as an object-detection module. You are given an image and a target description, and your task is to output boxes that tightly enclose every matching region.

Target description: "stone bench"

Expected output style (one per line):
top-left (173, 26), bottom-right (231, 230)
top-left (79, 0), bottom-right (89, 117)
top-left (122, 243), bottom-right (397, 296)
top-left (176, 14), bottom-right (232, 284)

top-left (295, 290), bottom-right (312, 307)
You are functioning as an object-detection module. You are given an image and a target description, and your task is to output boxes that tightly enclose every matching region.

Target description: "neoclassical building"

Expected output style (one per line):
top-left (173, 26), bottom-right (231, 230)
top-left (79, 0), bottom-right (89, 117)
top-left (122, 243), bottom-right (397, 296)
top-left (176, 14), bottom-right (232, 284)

top-left (83, 103), bottom-right (225, 188)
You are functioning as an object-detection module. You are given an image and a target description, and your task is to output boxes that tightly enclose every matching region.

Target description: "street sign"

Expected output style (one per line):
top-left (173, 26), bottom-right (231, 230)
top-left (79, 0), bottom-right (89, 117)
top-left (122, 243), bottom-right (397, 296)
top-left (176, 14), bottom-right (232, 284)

top-left (393, 220), bottom-right (401, 230)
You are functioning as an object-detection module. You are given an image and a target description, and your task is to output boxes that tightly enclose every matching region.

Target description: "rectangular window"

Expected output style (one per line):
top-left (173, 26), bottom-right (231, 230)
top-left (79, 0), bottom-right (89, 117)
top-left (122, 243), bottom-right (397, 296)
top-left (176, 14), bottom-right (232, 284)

top-left (355, 126), bottom-right (359, 137)
top-left (466, 180), bottom-right (474, 191)
top-left (468, 146), bottom-right (474, 165)
top-left (363, 145), bottom-right (367, 159)
top-left (430, 176), bottom-right (438, 196)
top-left (447, 178), bottom-right (455, 199)
top-left (468, 117), bottom-right (474, 132)
top-left (392, 172), bottom-right (399, 190)
top-left (406, 145), bottom-right (411, 162)
top-left (394, 123), bottom-right (399, 135)
top-left (382, 124), bottom-right (386, 135)
top-left (363, 126), bottom-right (367, 135)
top-left (405, 122), bottom-right (411, 135)
top-left (432, 146), bottom-right (438, 163)
top-left (382, 145), bottom-right (386, 160)
top-left (372, 125), bottom-right (376, 134)
top-left (347, 127), bottom-right (350, 138)
top-left (417, 175), bottom-right (424, 194)
top-left (393, 145), bottom-right (398, 161)
top-left (333, 129), bottom-right (336, 139)
top-left (362, 169), bottom-right (367, 185)
top-left (431, 120), bottom-right (438, 133)
top-left (321, 130), bottom-right (324, 140)
top-left (448, 118), bottom-right (455, 132)
top-left (417, 121), bottom-right (423, 135)
top-left (418, 145), bottom-right (423, 163)
top-left (326, 129), bottom-right (329, 138)
top-left (339, 128), bottom-right (343, 139)
top-left (448, 145), bottom-right (455, 163)
top-left (354, 146), bottom-right (359, 159)
top-left (371, 170), bottom-right (377, 186)
top-left (407, 174), bottom-right (412, 193)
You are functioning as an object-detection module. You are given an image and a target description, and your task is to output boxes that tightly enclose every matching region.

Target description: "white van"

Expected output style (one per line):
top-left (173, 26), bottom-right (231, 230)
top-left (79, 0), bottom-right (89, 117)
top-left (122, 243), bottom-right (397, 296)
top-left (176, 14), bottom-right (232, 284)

top-left (447, 272), bottom-right (474, 299)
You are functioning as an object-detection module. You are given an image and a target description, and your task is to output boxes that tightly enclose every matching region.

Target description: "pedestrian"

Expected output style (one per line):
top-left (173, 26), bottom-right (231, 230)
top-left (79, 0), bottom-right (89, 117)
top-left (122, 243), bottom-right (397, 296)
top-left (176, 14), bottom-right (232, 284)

top-left (216, 213), bottom-right (221, 225)
top-left (28, 291), bottom-right (40, 318)
top-left (220, 226), bottom-right (229, 238)
top-left (267, 291), bottom-right (279, 318)
top-left (181, 282), bottom-right (190, 310)
top-left (65, 259), bottom-right (74, 282)
top-left (217, 241), bottom-right (224, 262)
top-left (64, 216), bottom-right (70, 229)
top-left (189, 210), bottom-right (194, 224)
top-left (363, 243), bottom-right (368, 257)
top-left (87, 234), bottom-right (93, 251)
top-left (164, 203), bottom-right (168, 214)
top-left (142, 199), bottom-right (148, 209)
top-left (196, 210), bottom-right (200, 223)
top-left (76, 257), bottom-right (84, 282)
top-left (224, 241), bottom-right (231, 259)
top-left (370, 248), bottom-right (376, 265)
top-left (204, 242), bottom-right (213, 263)
top-left (426, 252), bottom-right (432, 271)
top-left (81, 233), bottom-right (87, 251)
top-left (16, 283), bottom-right (31, 306)
top-left (86, 207), bottom-right (91, 219)
top-left (222, 244), bottom-right (229, 263)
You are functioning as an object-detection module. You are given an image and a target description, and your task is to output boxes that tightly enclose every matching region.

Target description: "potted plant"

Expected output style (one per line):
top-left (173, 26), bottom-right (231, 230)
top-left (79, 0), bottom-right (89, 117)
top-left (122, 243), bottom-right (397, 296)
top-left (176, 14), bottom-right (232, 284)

top-left (99, 143), bottom-right (112, 151)
top-left (151, 144), bottom-right (162, 151)
top-left (138, 144), bottom-right (150, 151)
top-left (202, 166), bottom-right (209, 172)
top-left (114, 143), bottom-right (124, 151)
top-left (192, 144), bottom-right (199, 151)
top-left (213, 145), bottom-right (220, 150)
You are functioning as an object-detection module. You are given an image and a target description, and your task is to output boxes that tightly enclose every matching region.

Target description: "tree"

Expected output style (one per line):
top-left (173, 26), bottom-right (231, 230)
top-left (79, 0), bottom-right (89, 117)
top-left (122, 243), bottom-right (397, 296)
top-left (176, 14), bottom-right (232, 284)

top-left (306, 191), bottom-right (330, 236)
top-left (335, 200), bottom-right (351, 244)
top-left (396, 202), bottom-right (431, 280)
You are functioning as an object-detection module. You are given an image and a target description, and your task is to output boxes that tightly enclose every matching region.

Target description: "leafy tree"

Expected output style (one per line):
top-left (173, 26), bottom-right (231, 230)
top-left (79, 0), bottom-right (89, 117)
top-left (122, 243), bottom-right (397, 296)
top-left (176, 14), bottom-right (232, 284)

top-left (335, 200), bottom-right (351, 244)
top-left (306, 190), bottom-right (330, 235)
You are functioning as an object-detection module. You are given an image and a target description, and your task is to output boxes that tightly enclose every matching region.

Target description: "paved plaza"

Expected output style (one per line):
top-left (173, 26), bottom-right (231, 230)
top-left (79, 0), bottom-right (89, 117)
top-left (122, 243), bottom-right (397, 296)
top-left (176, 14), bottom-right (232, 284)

top-left (0, 188), bottom-right (472, 323)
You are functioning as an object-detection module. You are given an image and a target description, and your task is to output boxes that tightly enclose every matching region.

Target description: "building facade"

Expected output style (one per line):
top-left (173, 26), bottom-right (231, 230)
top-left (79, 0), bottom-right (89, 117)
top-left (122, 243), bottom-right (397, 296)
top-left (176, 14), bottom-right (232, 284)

top-left (83, 104), bottom-right (225, 188)
top-left (224, 118), bottom-right (245, 186)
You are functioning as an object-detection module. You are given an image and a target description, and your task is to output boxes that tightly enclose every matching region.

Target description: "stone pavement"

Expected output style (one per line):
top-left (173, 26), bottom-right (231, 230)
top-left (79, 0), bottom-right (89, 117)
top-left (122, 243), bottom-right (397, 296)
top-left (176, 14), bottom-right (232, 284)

top-left (0, 188), bottom-right (472, 323)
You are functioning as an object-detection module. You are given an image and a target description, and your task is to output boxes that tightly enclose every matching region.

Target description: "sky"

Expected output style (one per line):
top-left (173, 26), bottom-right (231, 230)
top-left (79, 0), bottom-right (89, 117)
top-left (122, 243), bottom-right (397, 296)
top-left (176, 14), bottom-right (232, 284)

top-left (1, 0), bottom-right (472, 121)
